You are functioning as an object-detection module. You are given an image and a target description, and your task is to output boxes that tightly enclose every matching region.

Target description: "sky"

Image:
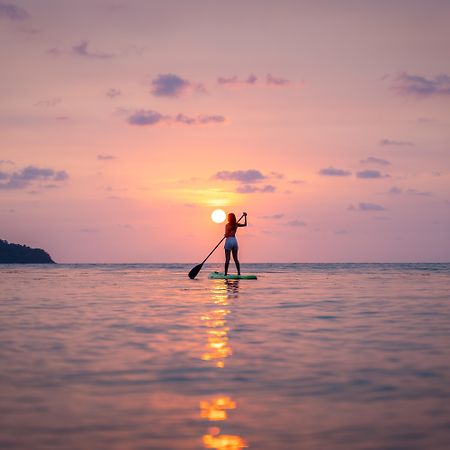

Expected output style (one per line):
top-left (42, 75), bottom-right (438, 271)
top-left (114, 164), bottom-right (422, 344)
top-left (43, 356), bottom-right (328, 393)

top-left (1, 0), bottom-right (450, 263)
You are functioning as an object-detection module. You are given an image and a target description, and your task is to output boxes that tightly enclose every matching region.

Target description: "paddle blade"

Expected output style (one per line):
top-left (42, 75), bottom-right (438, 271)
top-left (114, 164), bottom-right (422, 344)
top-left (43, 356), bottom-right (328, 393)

top-left (188, 263), bottom-right (203, 279)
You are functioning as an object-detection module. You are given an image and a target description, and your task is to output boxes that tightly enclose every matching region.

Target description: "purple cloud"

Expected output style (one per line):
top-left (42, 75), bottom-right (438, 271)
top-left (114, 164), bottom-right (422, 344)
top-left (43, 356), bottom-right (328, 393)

top-left (35, 97), bottom-right (61, 108)
top-left (106, 88), bottom-right (121, 98)
top-left (0, 166), bottom-right (69, 190)
top-left (128, 110), bottom-right (165, 126)
top-left (127, 110), bottom-right (225, 126)
top-left (319, 167), bottom-right (351, 177)
top-left (0, 2), bottom-right (29, 21)
top-left (360, 156), bottom-right (391, 166)
top-left (213, 170), bottom-right (267, 183)
top-left (261, 214), bottom-right (284, 220)
top-left (388, 186), bottom-right (402, 195)
top-left (286, 219), bottom-right (306, 227)
top-left (393, 73), bottom-right (450, 97)
top-left (380, 138), bottom-right (413, 147)
top-left (266, 74), bottom-right (290, 86)
top-left (406, 189), bottom-right (433, 197)
top-left (0, 171), bottom-right (8, 180)
top-left (217, 74), bottom-right (258, 87)
top-left (349, 203), bottom-right (386, 212)
top-left (356, 170), bottom-right (387, 179)
top-left (236, 184), bottom-right (276, 194)
top-left (72, 41), bottom-right (114, 59)
top-left (151, 73), bottom-right (204, 98)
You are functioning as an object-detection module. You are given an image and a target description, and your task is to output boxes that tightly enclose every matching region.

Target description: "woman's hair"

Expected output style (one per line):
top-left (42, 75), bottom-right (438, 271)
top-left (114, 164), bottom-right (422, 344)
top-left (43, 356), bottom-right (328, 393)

top-left (227, 213), bottom-right (237, 229)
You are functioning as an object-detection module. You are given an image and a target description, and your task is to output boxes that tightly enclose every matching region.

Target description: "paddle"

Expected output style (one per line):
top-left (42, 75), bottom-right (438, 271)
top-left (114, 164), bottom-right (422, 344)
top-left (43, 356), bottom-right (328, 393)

top-left (188, 213), bottom-right (245, 279)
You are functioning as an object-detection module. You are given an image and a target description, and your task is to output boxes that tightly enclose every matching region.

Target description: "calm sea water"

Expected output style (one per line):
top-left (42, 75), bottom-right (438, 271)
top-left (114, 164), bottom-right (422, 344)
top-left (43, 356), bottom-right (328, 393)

top-left (1, 263), bottom-right (450, 450)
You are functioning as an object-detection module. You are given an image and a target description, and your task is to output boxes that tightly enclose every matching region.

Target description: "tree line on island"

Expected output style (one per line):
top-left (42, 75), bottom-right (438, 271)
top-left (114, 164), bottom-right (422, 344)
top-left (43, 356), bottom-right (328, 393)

top-left (0, 240), bottom-right (55, 264)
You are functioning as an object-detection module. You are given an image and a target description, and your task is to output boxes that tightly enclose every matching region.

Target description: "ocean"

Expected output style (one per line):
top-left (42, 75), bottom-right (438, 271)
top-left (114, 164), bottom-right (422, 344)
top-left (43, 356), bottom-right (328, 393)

top-left (1, 263), bottom-right (450, 450)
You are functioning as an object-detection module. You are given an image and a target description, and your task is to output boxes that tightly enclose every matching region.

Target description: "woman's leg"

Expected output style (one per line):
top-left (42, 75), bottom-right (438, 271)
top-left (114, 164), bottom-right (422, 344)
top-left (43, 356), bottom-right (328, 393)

top-left (224, 249), bottom-right (231, 275)
top-left (231, 248), bottom-right (240, 275)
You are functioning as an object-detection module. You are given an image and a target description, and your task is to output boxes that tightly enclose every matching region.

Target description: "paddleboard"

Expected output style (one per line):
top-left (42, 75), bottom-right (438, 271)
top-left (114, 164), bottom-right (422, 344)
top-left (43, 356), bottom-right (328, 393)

top-left (208, 271), bottom-right (257, 280)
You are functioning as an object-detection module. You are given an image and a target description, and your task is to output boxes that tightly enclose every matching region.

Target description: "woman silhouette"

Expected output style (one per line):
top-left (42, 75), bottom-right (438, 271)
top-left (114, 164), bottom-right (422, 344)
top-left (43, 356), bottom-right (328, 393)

top-left (224, 212), bottom-right (247, 276)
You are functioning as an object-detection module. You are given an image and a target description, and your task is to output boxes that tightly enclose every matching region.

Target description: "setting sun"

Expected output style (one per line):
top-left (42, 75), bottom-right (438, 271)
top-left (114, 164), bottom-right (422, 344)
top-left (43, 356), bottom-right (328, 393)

top-left (211, 209), bottom-right (226, 224)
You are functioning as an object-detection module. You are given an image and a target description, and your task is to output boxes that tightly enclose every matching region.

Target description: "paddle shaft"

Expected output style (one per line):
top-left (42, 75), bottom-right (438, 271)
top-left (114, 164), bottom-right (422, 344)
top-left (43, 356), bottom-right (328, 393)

top-left (200, 213), bottom-right (246, 265)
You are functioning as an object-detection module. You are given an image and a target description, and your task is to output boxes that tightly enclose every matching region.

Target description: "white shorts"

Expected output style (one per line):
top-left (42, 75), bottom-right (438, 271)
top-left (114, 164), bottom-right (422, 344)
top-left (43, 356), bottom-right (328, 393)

top-left (224, 237), bottom-right (238, 251)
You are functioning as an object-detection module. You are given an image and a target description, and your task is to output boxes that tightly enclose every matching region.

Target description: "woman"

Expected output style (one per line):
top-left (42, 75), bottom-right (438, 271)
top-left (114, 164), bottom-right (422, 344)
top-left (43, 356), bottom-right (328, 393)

top-left (224, 212), bottom-right (247, 276)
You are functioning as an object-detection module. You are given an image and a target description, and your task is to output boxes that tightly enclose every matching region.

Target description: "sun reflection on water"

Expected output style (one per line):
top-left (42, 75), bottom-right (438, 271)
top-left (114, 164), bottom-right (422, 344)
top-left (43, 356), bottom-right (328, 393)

top-left (200, 280), bottom-right (247, 449)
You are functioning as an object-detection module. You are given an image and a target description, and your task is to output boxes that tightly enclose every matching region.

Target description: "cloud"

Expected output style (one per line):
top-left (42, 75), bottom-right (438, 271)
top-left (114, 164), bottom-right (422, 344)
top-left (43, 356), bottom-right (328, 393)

top-left (72, 41), bottom-right (114, 59)
top-left (392, 72), bottom-right (450, 97)
top-left (0, 2), bottom-right (29, 21)
top-left (0, 171), bottom-right (8, 180)
top-left (106, 88), bottom-right (121, 98)
top-left (97, 154), bottom-right (115, 160)
top-left (0, 165), bottom-right (69, 190)
top-left (151, 73), bottom-right (204, 97)
top-left (406, 189), bottom-right (433, 197)
top-left (236, 184), bottom-right (275, 194)
top-left (356, 170), bottom-right (388, 179)
top-left (360, 156), bottom-right (391, 166)
top-left (286, 220), bottom-right (306, 227)
top-left (261, 214), bottom-right (284, 220)
top-left (34, 97), bottom-right (61, 108)
top-left (319, 167), bottom-right (351, 177)
top-left (217, 73), bottom-right (291, 88)
top-left (128, 110), bottom-right (165, 126)
top-left (349, 202), bottom-right (386, 212)
top-left (266, 74), bottom-right (290, 86)
top-left (217, 74), bottom-right (258, 87)
top-left (213, 169), bottom-right (267, 183)
top-left (380, 138), bottom-right (413, 147)
top-left (127, 110), bottom-right (225, 126)
top-left (388, 186), bottom-right (402, 195)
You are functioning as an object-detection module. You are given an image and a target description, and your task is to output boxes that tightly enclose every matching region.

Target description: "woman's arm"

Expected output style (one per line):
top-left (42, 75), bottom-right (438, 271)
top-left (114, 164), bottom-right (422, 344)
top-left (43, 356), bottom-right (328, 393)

top-left (237, 212), bottom-right (247, 227)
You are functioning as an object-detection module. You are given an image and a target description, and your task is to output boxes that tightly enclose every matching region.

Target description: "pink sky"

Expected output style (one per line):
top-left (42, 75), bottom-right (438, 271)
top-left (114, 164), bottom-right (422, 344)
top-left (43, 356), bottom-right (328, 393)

top-left (1, 0), bottom-right (450, 262)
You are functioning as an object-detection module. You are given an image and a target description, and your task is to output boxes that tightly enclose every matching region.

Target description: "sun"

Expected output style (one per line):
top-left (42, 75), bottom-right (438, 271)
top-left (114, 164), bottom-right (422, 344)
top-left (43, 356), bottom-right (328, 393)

top-left (211, 209), bottom-right (226, 223)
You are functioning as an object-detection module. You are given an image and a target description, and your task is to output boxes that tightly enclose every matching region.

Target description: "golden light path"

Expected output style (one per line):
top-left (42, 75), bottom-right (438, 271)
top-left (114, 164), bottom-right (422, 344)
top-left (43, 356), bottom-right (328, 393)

top-left (200, 281), bottom-right (247, 449)
top-left (211, 209), bottom-right (226, 224)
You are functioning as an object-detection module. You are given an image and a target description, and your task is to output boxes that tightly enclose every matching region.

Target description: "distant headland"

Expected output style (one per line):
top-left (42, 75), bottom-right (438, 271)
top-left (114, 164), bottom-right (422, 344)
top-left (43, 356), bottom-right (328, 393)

top-left (0, 239), bottom-right (55, 264)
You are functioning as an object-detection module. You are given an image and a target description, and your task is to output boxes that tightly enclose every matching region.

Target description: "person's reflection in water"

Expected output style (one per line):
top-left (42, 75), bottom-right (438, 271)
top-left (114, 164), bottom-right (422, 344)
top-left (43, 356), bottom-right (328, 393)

top-left (200, 280), bottom-right (247, 449)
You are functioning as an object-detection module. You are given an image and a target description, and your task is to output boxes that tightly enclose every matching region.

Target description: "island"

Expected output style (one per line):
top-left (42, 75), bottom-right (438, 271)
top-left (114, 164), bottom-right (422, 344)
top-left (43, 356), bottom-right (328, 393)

top-left (0, 239), bottom-right (55, 264)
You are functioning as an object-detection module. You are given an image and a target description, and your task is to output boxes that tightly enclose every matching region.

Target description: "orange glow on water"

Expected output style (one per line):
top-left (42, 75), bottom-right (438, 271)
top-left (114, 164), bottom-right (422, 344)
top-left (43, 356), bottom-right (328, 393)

top-left (200, 396), bottom-right (237, 421)
top-left (203, 428), bottom-right (247, 450)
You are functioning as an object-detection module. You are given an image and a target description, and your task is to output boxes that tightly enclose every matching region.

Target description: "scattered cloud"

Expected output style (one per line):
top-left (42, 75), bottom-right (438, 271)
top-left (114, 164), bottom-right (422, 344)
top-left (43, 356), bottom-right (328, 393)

top-left (0, 159), bottom-right (14, 167)
top-left (360, 156), bottom-right (391, 166)
top-left (55, 116), bottom-right (68, 120)
top-left (266, 74), bottom-right (290, 86)
top-left (380, 138), bottom-right (413, 147)
top-left (236, 184), bottom-right (275, 194)
top-left (106, 88), bottom-right (121, 98)
top-left (356, 170), bottom-right (389, 179)
top-left (217, 73), bottom-right (291, 88)
top-left (72, 41), bottom-right (115, 59)
top-left (0, 165), bottom-right (69, 190)
top-left (388, 186), bottom-right (402, 195)
top-left (217, 74), bottom-right (257, 87)
top-left (406, 189), bottom-right (433, 197)
top-left (349, 202), bottom-right (386, 212)
top-left (0, 171), bottom-right (8, 180)
top-left (0, 2), bottom-right (29, 21)
top-left (97, 154), bottom-right (115, 161)
top-left (127, 110), bottom-right (225, 126)
top-left (286, 220), bottom-right (306, 227)
top-left (261, 214), bottom-right (284, 220)
top-left (335, 229), bottom-right (349, 235)
top-left (392, 72), bottom-right (450, 97)
top-left (213, 169), bottom-right (266, 183)
top-left (80, 228), bottom-right (99, 233)
top-left (46, 47), bottom-right (63, 57)
top-left (151, 73), bottom-right (205, 97)
top-left (319, 167), bottom-right (351, 177)
top-left (34, 97), bottom-right (61, 108)
top-left (289, 179), bottom-right (305, 185)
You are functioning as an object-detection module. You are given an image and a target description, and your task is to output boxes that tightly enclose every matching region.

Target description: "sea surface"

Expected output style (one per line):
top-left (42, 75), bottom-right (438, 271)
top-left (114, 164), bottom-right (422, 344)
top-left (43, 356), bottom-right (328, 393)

top-left (1, 263), bottom-right (450, 450)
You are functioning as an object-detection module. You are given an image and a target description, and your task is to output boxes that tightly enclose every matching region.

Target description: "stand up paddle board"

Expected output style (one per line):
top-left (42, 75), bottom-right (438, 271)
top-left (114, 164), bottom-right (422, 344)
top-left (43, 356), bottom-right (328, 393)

top-left (208, 271), bottom-right (257, 280)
